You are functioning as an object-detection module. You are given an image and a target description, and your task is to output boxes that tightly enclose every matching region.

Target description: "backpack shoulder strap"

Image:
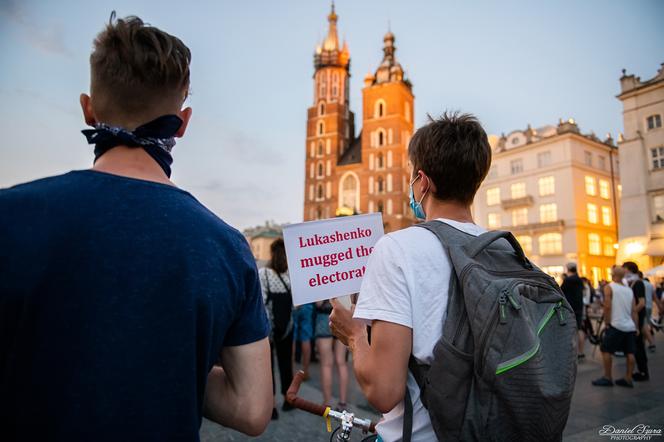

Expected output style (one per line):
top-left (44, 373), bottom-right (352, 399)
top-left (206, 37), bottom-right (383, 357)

top-left (275, 272), bottom-right (291, 294)
top-left (263, 268), bottom-right (274, 303)
top-left (404, 221), bottom-right (474, 442)
top-left (414, 220), bottom-right (477, 250)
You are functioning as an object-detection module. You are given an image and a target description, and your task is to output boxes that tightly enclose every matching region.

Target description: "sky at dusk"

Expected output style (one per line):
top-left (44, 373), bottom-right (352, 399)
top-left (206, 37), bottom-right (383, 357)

top-left (1, 0), bottom-right (663, 231)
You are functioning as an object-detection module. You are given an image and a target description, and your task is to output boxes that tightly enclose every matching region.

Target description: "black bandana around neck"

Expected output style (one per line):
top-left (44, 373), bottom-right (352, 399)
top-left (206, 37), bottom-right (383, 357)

top-left (82, 115), bottom-right (183, 178)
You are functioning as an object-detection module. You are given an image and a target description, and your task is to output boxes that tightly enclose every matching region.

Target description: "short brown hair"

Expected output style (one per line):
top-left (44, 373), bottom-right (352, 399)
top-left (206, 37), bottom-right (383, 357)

top-left (408, 112), bottom-right (492, 205)
top-left (90, 12), bottom-right (191, 127)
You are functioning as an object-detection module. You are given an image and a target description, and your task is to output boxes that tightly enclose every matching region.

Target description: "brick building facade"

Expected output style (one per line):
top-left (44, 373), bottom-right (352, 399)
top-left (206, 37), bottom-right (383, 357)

top-left (303, 4), bottom-right (415, 232)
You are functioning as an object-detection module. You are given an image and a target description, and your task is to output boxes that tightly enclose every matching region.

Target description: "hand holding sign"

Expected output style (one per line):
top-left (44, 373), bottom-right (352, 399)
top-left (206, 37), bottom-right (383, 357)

top-left (329, 298), bottom-right (365, 349)
top-left (283, 213), bottom-right (384, 306)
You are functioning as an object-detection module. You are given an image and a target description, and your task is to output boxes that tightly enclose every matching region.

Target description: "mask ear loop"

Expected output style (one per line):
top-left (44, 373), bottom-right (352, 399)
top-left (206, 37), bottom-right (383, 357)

top-left (417, 174), bottom-right (430, 205)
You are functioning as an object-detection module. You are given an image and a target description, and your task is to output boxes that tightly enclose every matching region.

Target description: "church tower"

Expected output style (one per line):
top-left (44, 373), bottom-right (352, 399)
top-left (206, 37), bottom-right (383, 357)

top-left (303, 3), bottom-right (354, 221)
top-left (303, 6), bottom-right (415, 233)
top-left (360, 31), bottom-right (415, 231)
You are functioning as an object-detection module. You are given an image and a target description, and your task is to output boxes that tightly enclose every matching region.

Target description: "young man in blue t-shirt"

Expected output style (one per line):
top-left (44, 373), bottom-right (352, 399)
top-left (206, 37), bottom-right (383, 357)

top-left (0, 14), bottom-right (272, 441)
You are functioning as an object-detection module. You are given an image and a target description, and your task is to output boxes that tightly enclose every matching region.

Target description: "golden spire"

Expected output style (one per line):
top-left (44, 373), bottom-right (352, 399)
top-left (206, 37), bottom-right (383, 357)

top-left (323, 1), bottom-right (339, 51)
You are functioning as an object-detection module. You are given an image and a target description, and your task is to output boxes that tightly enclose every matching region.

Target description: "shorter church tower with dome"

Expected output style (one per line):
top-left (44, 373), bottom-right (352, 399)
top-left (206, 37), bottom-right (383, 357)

top-left (303, 3), bottom-right (415, 232)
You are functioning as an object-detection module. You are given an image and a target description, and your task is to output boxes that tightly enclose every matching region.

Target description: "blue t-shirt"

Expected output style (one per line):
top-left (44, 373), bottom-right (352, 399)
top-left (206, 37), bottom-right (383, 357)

top-left (0, 170), bottom-right (270, 441)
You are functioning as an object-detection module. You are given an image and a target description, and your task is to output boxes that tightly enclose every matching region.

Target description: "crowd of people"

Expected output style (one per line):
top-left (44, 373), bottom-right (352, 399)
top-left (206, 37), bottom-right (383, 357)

top-left (560, 261), bottom-right (662, 388)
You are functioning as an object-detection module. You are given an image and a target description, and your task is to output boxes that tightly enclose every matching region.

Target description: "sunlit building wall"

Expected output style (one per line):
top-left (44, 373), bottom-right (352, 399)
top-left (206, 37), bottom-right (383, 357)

top-left (474, 120), bottom-right (620, 285)
top-left (616, 64), bottom-right (664, 271)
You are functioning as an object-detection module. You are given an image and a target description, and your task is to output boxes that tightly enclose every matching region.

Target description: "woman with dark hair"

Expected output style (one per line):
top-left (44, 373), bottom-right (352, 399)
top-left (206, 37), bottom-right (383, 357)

top-left (258, 238), bottom-right (294, 419)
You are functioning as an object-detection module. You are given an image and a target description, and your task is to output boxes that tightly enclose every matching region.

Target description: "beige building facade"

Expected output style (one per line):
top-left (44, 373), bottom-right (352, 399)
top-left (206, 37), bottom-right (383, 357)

top-left (616, 63), bottom-right (664, 271)
top-left (243, 222), bottom-right (284, 264)
top-left (474, 120), bottom-right (620, 284)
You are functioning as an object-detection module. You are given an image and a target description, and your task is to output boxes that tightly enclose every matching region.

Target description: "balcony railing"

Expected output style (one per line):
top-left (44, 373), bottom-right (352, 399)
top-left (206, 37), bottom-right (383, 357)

top-left (501, 195), bottom-right (534, 210)
top-left (510, 219), bottom-right (565, 234)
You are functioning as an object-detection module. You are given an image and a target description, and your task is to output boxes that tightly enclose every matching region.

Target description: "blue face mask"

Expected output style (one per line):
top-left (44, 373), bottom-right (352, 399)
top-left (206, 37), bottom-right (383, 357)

top-left (409, 175), bottom-right (427, 220)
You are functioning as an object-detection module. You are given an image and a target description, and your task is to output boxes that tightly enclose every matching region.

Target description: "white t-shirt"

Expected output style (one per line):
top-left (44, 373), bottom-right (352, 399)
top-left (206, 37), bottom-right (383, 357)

top-left (609, 282), bottom-right (636, 332)
top-left (353, 218), bottom-right (486, 442)
top-left (644, 280), bottom-right (654, 309)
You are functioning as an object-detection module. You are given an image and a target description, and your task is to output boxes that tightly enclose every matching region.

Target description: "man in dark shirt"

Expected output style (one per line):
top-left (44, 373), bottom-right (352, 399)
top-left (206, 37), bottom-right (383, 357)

top-left (561, 262), bottom-right (585, 358)
top-left (0, 14), bottom-right (272, 441)
top-left (623, 261), bottom-right (648, 381)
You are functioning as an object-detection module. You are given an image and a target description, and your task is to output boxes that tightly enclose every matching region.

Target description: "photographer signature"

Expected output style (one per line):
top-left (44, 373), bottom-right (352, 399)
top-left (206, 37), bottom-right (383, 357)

top-left (599, 425), bottom-right (662, 436)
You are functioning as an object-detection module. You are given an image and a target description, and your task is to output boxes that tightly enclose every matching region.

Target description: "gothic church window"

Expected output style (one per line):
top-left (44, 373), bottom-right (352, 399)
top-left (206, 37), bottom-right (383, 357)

top-left (340, 173), bottom-right (359, 212)
top-left (377, 129), bottom-right (385, 147)
top-left (320, 77), bottom-right (327, 97)
top-left (332, 73), bottom-right (339, 97)
top-left (374, 99), bottom-right (386, 118)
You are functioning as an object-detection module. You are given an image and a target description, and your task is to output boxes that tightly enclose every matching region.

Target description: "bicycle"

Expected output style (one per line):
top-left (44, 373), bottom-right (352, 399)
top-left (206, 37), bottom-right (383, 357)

top-left (286, 370), bottom-right (378, 442)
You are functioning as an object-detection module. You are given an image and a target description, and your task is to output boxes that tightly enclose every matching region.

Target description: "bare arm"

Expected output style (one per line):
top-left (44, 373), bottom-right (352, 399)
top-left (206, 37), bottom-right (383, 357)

top-left (351, 320), bottom-right (412, 413)
top-left (329, 300), bottom-right (412, 413)
top-left (203, 338), bottom-right (272, 436)
top-left (603, 284), bottom-right (612, 326)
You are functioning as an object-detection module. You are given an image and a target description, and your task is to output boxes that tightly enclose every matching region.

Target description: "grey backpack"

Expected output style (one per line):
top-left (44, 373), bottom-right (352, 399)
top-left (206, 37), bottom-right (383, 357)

top-left (404, 221), bottom-right (577, 442)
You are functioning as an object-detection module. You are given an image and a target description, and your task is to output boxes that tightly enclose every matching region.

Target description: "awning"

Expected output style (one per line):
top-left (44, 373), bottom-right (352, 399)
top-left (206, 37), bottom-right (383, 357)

top-left (645, 237), bottom-right (664, 257)
top-left (645, 264), bottom-right (664, 277)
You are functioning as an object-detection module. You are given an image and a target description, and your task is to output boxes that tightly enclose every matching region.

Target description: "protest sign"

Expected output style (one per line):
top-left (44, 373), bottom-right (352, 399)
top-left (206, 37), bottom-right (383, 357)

top-left (282, 213), bottom-right (384, 306)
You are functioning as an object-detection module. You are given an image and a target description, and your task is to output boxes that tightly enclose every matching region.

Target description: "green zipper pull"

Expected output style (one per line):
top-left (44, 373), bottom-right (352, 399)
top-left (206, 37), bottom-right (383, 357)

top-left (507, 293), bottom-right (522, 310)
top-left (555, 302), bottom-right (566, 325)
top-left (499, 294), bottom-right (507, 324)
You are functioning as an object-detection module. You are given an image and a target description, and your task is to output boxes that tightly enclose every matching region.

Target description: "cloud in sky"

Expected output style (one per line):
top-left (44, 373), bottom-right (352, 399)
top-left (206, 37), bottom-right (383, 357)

top-left (0, 0), bottom-right (73, 58)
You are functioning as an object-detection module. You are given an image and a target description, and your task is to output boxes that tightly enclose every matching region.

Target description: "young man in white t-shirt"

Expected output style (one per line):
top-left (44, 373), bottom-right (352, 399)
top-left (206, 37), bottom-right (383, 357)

top-left (330, 112), bottom-right (492, 442)
top-left (591, 266), bottom-right (639, 388)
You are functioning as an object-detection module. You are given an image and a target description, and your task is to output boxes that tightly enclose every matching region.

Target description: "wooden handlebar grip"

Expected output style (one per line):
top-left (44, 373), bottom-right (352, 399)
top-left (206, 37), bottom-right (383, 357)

top-left (285, 370), bottom-right (328, 416)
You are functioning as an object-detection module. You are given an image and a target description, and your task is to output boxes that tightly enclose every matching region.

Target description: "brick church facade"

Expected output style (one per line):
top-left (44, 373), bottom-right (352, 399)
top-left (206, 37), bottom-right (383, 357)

top-left (303, 4), bottom-right (416, 232)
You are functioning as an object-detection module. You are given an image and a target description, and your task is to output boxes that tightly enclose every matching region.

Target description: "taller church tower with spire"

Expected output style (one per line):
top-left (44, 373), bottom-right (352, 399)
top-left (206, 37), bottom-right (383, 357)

top-left (303, 4), bottom-right (415, 232)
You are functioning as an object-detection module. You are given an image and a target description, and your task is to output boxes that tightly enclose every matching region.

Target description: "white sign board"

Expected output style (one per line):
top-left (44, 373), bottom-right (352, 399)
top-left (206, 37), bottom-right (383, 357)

top-left (283, 213), bottom-right (384, 306)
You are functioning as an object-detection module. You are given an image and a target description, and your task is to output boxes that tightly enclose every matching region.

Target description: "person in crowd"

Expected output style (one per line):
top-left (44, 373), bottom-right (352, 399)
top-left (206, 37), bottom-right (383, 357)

top-left (315, 299), bottom-right (349, 410)
top-left (561, 263), bottom-right (585, 359)
top-left (0, 14), bottom-right (272, 440)
top-left (640, 274), bottom-right (656, 352)
top-left (328, 113), bottom-right (491, 441)
top-left (592, 266), bottom-right (639, 388)
top-left (292, 302), bottom-right (315, 380)
top-left (582, 277), bottom-right (592, 307)
top-left (597, 280), bottom-right (609, 305)
top-left (653, 281), bottom-right (664, 331)
top-left (259, 238), bottom-right (295, 420)
top-left (623, 262), bottom-right (649, 381)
